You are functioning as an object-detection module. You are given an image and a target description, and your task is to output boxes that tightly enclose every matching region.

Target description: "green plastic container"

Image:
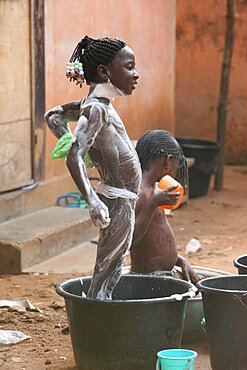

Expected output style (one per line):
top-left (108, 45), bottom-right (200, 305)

top-left (156, 349), bottom-right (198, 370)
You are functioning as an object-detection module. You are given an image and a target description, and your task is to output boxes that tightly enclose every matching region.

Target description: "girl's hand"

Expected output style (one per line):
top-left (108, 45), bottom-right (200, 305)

top-left (153, 185), bottom-right (181, 208)
top-left (177, 256), bottom-right (204, 283)
top-left (89, 200), bottom-right (111, 229)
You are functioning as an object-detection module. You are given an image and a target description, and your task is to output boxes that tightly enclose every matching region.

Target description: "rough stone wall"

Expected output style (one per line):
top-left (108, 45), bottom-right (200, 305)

top-left (176, 0), bottom-right (247, 163)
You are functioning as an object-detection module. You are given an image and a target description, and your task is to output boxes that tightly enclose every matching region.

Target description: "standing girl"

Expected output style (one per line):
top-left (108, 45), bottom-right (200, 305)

top-left (45, 36), bottom-right (141, 299)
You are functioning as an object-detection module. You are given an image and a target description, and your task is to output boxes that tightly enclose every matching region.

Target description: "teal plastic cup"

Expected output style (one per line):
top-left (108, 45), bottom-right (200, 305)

top-left (156, 349), bottom-right (198, 370)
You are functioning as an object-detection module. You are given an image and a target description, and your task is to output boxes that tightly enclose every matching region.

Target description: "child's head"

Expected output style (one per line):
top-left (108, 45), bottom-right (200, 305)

top-left (67, 35), bottom-right (139, 94)
top-left (136, 130), bottom-right (188, 187)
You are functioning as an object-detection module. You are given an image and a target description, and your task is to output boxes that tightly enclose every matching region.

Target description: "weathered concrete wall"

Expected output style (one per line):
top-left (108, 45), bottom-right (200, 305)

top-left (176, 0), bottom-right (247, 163)
top-left (44, 0), bottom-right (176, 179)
top-left (0, 0), bottom-right (32, 192)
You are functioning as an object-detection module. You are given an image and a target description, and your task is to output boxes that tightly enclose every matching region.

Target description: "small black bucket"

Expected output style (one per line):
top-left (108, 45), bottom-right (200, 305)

top-left (176, 137), bottom-right (219, 198)
top-left (55, 275), bottom-right (195, 370)
top-left (198, 275), bottom-right (247, 370)
top-left (234, 254), bottom-right (247, 275)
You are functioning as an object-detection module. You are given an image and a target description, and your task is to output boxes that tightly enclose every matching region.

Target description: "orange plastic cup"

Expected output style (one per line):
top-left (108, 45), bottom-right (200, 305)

top-left (157, 175), bottom-right (184, 210)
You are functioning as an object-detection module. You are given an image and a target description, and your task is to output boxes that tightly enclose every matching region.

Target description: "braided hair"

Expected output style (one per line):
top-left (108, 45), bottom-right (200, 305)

top-left (136, 130), bottom-right (188, 188)
top-left (69, 35), bottom-right (126, 84)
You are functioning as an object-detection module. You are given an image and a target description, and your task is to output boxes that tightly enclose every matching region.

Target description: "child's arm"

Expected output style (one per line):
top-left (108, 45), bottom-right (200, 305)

top-left (44, 100), bottom-right (81, 139)
top-left (176, 255), bottom-right (203, 283)
top-left (66, 104), bottom-right (110, 229)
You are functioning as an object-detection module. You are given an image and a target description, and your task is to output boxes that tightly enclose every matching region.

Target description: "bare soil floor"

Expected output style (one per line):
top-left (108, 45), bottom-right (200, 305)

top-left (0, 166), bottom-right (246, 370)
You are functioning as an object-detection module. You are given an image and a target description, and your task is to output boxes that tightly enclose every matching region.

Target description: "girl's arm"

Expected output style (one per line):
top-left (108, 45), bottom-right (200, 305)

top-left (176, 255), bottom-right (203, 283)
top-left (44, 100), bottom-right (81, 139)
top-left (66, 104), bottom-right (110, 229)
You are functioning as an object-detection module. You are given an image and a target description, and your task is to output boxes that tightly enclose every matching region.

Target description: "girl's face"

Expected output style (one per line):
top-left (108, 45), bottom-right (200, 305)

top-left (107, 46), bottom-right (139, 95)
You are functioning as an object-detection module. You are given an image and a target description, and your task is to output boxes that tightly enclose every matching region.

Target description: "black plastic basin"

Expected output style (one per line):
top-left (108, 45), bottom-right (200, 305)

top-left (176, 137), bottom-right (219, 198)
top-left (234, 254), bottom-right (247, 275)
top-left (55, 274), bottom-right (195, 370)
top-left (198, 275), bottom-right (247, 370)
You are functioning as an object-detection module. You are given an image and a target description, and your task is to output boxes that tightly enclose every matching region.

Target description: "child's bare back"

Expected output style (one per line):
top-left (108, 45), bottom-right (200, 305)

top-left (131, 185), bottom-right (178, 273)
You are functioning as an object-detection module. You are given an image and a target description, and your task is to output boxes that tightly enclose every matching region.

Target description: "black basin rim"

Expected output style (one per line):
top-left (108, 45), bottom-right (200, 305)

top-left (176, 137), bottom-right (219, 149)
top-left (234, 254), bottom-right (247, 269)
top-left (198, 275), bottom-right (247, 294)
top-left (55, 276), bottom-right (195, 305)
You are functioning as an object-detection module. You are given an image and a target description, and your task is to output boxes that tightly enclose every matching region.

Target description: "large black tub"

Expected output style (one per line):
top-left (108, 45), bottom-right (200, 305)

top-left (176, 137), bottom-right (219, 198)
top-left (198, 275), bottom-right (247, 370)
top-left (234, 254), bottom-right (247, 274)
top-left (55, 275), bottom-right (195, 370)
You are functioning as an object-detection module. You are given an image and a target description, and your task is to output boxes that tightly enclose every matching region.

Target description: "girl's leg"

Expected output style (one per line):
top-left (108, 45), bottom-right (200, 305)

top-left (87, 196), bottom-right (135, 299)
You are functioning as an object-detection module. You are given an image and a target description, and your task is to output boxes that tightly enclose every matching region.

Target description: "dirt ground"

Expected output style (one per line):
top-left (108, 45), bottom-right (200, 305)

top-left (0, 166), bottom-right (246, 370)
